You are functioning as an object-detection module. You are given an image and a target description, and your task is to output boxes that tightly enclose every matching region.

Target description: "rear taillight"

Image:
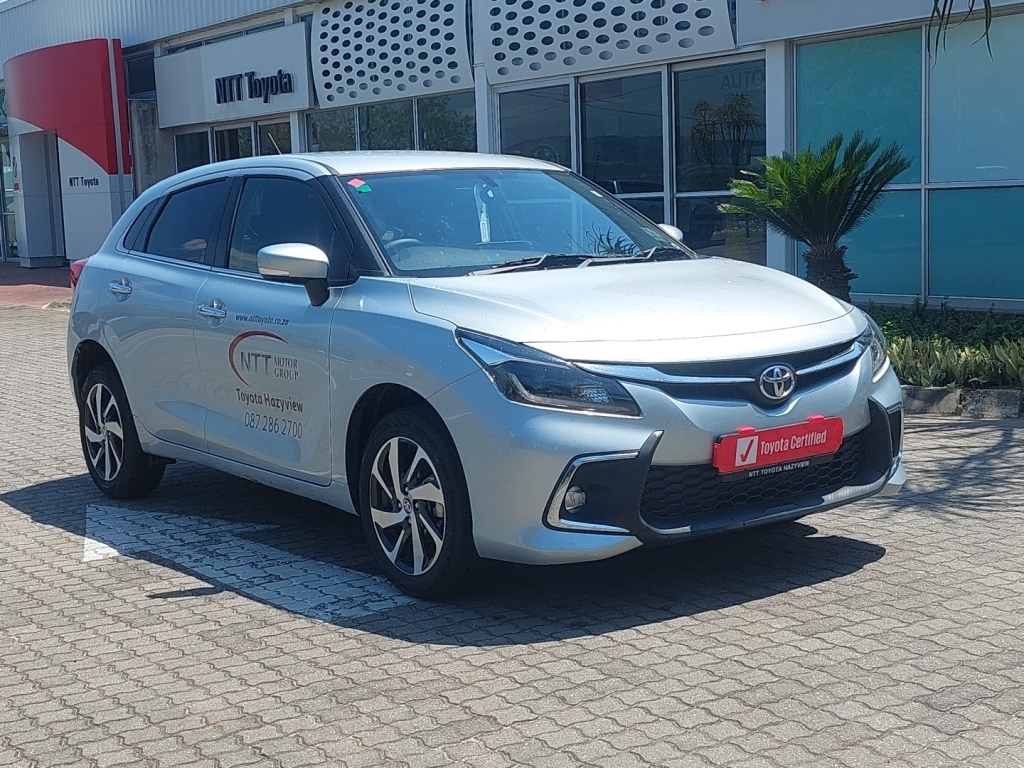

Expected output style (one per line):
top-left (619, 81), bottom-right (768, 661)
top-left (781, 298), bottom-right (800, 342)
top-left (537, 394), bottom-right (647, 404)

top-left (70, 259), bottom-right (88, 291)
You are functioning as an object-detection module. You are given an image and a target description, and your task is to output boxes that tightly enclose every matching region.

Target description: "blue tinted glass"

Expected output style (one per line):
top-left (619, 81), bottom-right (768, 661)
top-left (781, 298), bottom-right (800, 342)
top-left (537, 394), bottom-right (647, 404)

top-left (343, 170), bottom-right (674, 275)
top-left (930, 188), bottom-right (1024, 300)
top-left (930, 14), bottom-right (1024, 183)
top-left (676, 197), bottom-right (766, 265)
top-left (843, 191), bottom-right (921, 296)
top-left (797, 30), bottom-right (921, 184)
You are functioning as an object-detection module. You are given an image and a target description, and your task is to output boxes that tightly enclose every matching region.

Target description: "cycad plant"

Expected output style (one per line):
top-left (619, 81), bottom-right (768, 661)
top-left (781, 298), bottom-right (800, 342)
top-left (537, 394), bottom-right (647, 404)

top-left (720, 133), bottom-right (911, 302)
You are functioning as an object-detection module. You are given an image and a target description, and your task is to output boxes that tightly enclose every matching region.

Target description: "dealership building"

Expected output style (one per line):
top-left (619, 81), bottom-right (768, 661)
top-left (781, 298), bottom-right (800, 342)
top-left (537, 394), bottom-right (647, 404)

top-left (1, 0), bottom-right (1022, 306)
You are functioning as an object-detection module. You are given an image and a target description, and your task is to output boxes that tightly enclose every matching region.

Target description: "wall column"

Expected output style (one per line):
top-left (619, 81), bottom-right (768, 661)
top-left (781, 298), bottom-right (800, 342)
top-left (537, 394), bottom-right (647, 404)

top-left (763, 40), bottom-right (793, 273)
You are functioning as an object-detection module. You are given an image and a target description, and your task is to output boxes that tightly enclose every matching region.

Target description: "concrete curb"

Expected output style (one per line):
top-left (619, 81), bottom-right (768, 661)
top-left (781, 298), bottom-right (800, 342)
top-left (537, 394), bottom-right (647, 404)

top-left (903, 386), bottom-right (1023, 419)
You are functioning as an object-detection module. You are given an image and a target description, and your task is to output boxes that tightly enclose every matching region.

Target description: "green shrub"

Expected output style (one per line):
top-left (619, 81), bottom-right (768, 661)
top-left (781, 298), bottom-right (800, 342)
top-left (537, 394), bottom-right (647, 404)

top-left (886, 337), bottom-right (1024, 389)
top-left (864, 300), bottom-right (1024, 346)
top-left (858, 302), bottom-right (1024, 389)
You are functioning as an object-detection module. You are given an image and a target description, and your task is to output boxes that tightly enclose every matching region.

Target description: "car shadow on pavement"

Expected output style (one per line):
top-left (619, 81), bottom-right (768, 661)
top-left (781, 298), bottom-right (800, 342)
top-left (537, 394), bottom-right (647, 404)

top-left (2, 463), bottom-right (886, 646)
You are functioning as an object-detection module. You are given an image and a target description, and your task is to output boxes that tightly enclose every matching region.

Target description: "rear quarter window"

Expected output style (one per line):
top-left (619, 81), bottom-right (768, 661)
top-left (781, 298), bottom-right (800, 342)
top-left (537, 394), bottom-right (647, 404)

top-left (143, 180), bottom-right (230, 263)
top-left (121, 200), bottom-right (160, 252)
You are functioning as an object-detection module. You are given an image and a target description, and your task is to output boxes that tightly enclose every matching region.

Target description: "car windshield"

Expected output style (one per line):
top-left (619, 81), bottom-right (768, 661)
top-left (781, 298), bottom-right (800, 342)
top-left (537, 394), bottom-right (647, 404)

top-left (339, 168), bottom-right (691, 276)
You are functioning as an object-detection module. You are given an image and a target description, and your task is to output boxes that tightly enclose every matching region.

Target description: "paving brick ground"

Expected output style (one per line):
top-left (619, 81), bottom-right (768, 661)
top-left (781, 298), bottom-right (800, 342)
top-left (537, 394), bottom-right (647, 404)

top-left (0, 263), bottom-right (73, 308)
top-left (2, 302), bottom-right (1023, 767)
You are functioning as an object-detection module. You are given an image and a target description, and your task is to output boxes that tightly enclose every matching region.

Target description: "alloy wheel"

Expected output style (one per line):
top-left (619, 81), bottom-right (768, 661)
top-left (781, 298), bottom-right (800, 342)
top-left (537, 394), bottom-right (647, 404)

top-left (83, 382), bottom-right (125, 482)
top-left (367, 436), bottom-right (447, 576)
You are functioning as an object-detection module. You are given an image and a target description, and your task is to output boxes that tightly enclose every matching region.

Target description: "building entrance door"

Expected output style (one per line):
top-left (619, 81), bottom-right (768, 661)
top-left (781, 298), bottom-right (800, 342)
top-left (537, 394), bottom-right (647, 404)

top-left (0, 140), bottom-right (16, 262)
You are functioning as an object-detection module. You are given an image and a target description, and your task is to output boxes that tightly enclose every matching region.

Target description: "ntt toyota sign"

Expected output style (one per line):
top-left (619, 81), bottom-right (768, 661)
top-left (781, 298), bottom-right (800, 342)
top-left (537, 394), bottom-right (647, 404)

top-left (214, 69), bottom-right (296, 105)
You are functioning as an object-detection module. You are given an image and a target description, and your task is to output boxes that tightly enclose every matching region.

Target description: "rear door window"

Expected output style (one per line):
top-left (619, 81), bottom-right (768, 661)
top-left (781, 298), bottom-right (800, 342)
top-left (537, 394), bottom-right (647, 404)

top-left (144, 180), bottom-right (230, 264)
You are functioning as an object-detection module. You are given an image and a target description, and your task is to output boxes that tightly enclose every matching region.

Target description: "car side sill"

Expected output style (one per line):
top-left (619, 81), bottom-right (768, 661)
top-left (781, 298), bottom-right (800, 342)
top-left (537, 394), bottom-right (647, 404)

top-left (139, 433), bottom-right (358, 515)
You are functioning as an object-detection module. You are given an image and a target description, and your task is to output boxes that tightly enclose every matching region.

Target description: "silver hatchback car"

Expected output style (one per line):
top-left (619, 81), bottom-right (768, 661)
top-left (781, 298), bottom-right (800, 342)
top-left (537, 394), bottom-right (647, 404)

top-left (69, 152), bottom-right (905, 598)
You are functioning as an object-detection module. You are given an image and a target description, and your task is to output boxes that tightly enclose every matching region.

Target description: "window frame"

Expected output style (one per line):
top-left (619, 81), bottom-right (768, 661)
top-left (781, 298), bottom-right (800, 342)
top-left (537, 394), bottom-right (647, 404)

top-left (213, 170), bottom-right (357, 287)
top-left (306, 90), bottom-right (477, 154)
top-left (136, 177), bottom-right (233, 268)
top-left (490, 54), bottom-right (769, 262)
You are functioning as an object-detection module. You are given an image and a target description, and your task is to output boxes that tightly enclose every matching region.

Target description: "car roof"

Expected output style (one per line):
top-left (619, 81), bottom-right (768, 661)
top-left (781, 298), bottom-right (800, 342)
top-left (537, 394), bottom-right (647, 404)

top-left (307, 151), bottom-right (562, 175)
top-left (166, 152), bottom-right (563, 186)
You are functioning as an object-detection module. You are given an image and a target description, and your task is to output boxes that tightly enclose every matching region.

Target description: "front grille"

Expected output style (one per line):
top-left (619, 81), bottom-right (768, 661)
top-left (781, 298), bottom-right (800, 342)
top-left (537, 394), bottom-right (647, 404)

top-left (640, 430), bottom-right (867, 528)
top-left (647, 338), bottom-right (860, 406)
top-left (650, 339), bottom-right (855, 380)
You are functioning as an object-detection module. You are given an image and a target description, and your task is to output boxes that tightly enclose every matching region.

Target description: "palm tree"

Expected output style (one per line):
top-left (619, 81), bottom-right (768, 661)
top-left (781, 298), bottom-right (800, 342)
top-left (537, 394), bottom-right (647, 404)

top-left (720, 133), bottom-right (911, 302)
top-left (931, 1), bottom-right (993, 50)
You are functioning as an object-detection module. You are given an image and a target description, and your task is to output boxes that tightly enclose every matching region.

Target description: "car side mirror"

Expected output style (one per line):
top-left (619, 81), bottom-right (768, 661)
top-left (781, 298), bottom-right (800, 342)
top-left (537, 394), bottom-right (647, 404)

top-left (658, 223), bottom-right (685, 243)
top-left (257, 243), bottom-right (331, 306)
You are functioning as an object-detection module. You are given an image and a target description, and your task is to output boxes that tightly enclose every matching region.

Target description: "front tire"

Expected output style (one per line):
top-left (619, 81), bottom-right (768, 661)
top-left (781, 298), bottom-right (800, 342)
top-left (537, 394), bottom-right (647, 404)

top-left (79, 363), bottom-right (165, 499)
top-left (359, 406), bottom-right (480, 599)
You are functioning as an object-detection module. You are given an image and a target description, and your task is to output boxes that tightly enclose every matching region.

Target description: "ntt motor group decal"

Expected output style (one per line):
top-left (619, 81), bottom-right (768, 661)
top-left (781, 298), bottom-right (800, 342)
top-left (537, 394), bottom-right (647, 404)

top-left (228, 330), bottom-right (287, 387)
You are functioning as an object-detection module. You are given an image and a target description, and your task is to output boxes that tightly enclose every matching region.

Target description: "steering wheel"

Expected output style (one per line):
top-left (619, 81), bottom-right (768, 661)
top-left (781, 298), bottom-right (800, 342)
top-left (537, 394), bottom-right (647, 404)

top-left (385, 238), bottom-right (422, 251)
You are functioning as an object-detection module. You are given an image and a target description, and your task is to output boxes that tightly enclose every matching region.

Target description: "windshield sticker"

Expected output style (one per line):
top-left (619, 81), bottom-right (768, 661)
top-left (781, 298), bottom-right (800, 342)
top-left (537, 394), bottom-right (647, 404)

top-left (347, 178), bottom-right (372, 193)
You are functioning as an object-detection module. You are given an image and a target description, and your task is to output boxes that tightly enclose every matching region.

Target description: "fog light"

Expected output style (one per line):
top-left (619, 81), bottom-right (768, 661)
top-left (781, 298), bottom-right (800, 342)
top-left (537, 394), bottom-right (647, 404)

top-left (564, 486), bottom-right (587, 512)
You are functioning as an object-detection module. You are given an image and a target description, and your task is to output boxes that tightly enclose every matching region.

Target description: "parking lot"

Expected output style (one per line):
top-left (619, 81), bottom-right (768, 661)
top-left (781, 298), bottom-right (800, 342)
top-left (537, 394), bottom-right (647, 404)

top-left (2, 302), bottom-right (1024, 767)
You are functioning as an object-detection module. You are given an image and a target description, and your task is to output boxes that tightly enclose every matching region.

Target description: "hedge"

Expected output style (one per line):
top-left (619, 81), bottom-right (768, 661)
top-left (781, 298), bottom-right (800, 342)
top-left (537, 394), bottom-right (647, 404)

top-left (863, 302), bottom-right (1024, 389)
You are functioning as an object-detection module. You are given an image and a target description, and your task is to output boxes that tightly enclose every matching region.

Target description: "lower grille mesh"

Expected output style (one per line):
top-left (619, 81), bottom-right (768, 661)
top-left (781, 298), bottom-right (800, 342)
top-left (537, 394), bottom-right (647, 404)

top-left (640, 431), bottom-right (867, 527)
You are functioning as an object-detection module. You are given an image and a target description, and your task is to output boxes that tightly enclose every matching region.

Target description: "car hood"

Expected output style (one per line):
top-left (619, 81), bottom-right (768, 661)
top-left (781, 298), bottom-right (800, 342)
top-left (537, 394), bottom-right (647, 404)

top-left (408, 259), bottom-right (864, 363)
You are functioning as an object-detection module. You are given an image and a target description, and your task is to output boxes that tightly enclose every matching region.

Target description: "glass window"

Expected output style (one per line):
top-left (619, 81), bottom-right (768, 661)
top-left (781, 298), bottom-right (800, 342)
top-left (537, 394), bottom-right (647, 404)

top-left (675, 62), bottom-right (766, 192)
top-left (342, 169), bottom-right (683, 276)
top-left (929, 187), bottom-right (1024, 300)
top-left (309, 107), bottom-right (356, 152)
top-left (623, 198), bottom-right (666, 224)
top-left (1, 141), bottom-right (12, 214)
top-left (797, 30), bottom-right (921, 184)
top-left (582, 73), bottom-right (663, 194)
top-left (0, 88), bottom-right (7, 134)
top-left (174, 132), bottom-right (210, 173)
top-left (125, 54), bottom-right (156, 98)
top-left (123, 200), bottom-right (160, 252)
top-left (228, 177), bottom-right (341, 274)
top-left (359, 101), bottom-right (414, 150)
top-left (258, 122), bottom-right (292, 156)
top-left (1, 140), bottom-right (13, 261)
top-left (675, 197), bottom-right (766, 265)
top-left (840, 191), bottom-right (921, 296)
top-left (417, 92), bottom-right (477, 152)
top-left (930, 14), bottom-right (1024, 183)
top-left (144, 180), bottom-right (229, 264)
top-left (499, 86), bottom-right (571, 168)
top-left (214, 126), bottom-right (253, 162)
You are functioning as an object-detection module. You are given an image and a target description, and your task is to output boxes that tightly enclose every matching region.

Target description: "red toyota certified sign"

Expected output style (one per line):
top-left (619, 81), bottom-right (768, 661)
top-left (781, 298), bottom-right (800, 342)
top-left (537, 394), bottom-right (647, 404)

top-left (712, 416), bottom-right (845, 476)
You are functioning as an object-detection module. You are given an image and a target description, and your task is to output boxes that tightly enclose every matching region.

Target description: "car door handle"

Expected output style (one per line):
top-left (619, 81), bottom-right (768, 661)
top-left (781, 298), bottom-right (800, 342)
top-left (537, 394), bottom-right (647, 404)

top-left (196, 302), bottom-right (227, 320)
top-left (108, 279), bottom-right (132, 297)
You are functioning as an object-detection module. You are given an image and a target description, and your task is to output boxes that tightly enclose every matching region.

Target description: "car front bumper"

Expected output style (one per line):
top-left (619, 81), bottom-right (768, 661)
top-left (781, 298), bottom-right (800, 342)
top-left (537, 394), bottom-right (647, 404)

top-left (429, 357), bottom-right (905, 565)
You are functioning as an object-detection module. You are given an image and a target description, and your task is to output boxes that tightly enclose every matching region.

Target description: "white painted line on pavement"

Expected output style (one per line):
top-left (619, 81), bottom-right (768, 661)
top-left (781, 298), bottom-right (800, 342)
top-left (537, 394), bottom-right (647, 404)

top-left (83, 504), bottom-right (412, 619)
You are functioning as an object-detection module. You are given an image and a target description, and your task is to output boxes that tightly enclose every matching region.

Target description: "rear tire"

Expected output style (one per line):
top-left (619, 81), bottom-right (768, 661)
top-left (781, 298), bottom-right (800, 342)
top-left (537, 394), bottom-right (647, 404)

top-left (79, 363), bottom-right (165, 500)
top-left (359, 406), bottom-right (480, 599)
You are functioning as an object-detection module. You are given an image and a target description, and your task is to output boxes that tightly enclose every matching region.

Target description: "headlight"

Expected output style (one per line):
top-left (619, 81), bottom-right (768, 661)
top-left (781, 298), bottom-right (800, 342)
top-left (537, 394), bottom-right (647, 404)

top-left (457, 330), bottom-right (641, 416)
top-left (861, 313), bottom-right (889, 380)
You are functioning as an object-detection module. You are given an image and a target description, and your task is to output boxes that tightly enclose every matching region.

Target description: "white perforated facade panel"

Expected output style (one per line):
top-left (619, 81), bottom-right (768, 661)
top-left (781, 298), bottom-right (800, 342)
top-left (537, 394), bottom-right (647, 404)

top-left (475, 0), bottom-right (735, 85)
top-left (311, 0), bottom-right (474, 106)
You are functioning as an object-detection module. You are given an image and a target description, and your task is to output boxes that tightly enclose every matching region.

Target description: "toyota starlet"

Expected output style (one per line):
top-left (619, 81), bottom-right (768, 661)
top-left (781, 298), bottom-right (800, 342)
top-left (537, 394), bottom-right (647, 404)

top-left (69, 152), bottom-right (905, 598)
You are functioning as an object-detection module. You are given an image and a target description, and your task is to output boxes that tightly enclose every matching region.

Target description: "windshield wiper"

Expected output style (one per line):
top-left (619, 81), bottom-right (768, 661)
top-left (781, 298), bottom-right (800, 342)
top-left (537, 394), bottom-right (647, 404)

top-left (470, 246), bottom-right (694, 275)
top-left (471, 253), bottom-right (592, 275)
top-left (582, 246), bottom-right (695, 266)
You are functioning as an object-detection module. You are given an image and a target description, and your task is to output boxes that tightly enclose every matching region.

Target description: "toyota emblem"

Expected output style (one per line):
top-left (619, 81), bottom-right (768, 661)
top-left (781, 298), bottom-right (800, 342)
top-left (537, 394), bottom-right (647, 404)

top-left (758, 364), bottom-right (797, 402)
